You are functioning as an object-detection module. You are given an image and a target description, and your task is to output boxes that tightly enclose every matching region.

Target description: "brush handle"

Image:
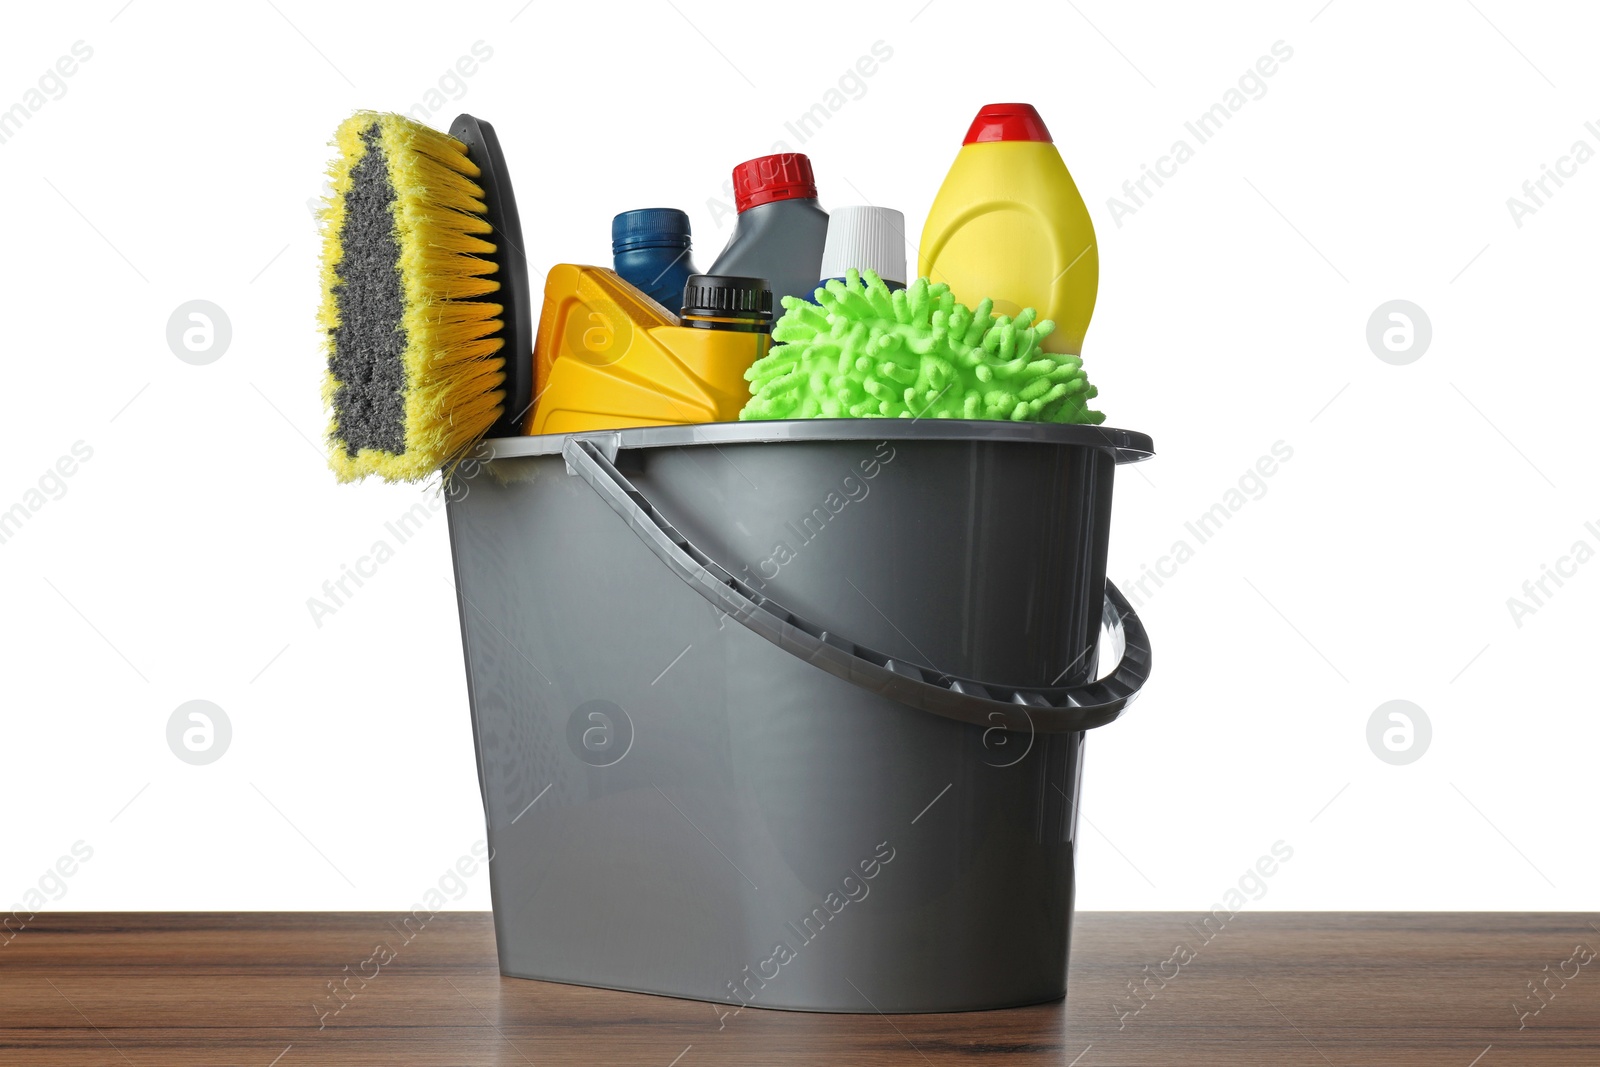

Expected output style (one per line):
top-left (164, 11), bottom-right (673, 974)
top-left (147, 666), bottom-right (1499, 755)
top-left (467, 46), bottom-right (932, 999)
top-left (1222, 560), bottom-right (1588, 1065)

top-left (451, 114), bottom-right (533, 440)
top-left (561, 435), bottom-right (1151, 735)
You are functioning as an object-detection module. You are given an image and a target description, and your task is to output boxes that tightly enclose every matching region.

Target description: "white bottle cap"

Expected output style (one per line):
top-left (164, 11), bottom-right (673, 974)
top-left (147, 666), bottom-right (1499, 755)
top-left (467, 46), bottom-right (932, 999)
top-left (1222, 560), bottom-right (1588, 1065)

top-left (819, 206), bottom-right (907, 286)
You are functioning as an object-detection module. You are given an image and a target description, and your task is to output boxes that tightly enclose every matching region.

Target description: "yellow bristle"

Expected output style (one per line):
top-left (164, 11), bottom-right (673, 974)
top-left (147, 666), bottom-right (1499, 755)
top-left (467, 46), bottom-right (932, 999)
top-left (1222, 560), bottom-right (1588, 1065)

top-left (420, 301), bottom-right (505, 327)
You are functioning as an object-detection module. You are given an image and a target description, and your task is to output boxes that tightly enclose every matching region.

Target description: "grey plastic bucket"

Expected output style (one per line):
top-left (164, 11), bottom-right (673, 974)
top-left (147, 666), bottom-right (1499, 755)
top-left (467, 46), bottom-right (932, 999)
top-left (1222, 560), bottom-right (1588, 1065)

top-left (446, 420), bottom-right (1153, 1013)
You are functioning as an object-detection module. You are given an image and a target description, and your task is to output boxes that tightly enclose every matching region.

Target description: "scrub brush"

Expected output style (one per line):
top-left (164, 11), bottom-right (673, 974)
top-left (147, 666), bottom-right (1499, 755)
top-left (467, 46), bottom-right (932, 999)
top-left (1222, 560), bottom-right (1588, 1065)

top-left (741, 271), bottom-right (1103, 423)
top-left (317, 111), bottom-right (532, 482)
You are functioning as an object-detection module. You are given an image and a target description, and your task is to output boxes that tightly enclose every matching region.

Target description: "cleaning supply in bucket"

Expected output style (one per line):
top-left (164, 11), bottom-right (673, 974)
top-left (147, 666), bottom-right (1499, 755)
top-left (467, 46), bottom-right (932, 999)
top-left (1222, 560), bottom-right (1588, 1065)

top-left (317, 111), bottom-right (532, 482)
top-left (813, 205), bottom-right (906, 299)
top-left (918, 102), bottom-right (1098, 356)
top-left (741, 270), bottom-right (1102, 423)
top-left (708, 153), bottom-right (828, 319)
top-left (527, 265), bottom-right (771, 434)
top-left (612, 208), bottom-right (698, 309)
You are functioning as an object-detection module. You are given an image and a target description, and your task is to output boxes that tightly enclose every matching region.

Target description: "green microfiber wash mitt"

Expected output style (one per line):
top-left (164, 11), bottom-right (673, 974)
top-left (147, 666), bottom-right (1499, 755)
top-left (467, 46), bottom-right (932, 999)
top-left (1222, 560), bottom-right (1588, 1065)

top-left (740, 270), bottom-right (1104, 423)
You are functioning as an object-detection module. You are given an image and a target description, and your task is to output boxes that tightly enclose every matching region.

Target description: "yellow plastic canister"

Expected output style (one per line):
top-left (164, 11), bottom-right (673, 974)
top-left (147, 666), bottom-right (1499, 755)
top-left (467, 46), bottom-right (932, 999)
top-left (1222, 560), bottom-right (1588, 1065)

top-left (527, 265), bottom-right (770, 435)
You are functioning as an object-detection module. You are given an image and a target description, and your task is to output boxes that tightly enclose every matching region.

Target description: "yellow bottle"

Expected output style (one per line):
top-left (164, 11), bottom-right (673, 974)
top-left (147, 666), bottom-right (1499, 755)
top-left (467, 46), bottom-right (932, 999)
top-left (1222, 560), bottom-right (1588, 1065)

top-left (527, 266), bottom-right (771, 435)
top-left (917, 102), bottom-right (1098, 356)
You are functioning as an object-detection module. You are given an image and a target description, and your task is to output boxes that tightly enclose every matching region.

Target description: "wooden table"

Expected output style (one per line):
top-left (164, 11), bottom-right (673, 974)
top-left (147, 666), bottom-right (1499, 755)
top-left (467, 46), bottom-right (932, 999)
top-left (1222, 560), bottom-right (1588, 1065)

top-left (3, 913), bottom-right (1596, 1064)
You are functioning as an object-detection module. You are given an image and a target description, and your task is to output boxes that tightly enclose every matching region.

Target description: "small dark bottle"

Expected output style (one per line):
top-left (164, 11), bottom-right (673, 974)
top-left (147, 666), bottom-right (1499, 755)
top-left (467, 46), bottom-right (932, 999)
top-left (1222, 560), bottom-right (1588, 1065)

top-left (679, 274), bottom-right (773, 334)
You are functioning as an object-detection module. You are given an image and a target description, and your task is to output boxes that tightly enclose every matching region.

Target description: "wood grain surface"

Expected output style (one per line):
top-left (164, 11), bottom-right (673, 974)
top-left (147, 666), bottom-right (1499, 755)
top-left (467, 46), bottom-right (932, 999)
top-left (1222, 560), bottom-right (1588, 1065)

top-left (2, 912), bottom-right (1596, 1065)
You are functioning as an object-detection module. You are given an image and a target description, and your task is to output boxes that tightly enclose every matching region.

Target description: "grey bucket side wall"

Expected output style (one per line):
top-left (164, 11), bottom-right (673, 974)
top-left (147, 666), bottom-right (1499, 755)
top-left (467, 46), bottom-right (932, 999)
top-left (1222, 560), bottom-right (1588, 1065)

top-left (566, 437), bottom-right (1149, 730)
top-left (623, 438), bottom-right (1115, 689)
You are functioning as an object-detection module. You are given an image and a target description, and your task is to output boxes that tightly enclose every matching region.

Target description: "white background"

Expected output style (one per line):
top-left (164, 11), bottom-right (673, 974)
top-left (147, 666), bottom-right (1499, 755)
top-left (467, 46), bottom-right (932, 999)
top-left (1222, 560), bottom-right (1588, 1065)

top-left (1, 0), bottom-right (1594, 914)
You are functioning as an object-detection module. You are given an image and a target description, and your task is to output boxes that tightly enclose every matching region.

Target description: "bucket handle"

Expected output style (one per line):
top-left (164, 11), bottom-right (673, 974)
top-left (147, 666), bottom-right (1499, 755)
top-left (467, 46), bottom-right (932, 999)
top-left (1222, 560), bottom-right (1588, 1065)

top-left (562, 436), bottom-right (1151, 734)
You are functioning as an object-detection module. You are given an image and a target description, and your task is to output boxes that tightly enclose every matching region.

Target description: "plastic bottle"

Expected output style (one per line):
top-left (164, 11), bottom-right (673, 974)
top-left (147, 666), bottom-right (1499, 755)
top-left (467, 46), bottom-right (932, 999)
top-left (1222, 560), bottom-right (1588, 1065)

top-left (709, 153), bottom-right (828, 321)
top-left (815, 206), bottom-right (906, 297)
top-left (917, 103), bottom-right (1098, 355)
top-left (527, 265), bottom-right (771, 434)
top-left (612, 208), bottom-right (698, 310)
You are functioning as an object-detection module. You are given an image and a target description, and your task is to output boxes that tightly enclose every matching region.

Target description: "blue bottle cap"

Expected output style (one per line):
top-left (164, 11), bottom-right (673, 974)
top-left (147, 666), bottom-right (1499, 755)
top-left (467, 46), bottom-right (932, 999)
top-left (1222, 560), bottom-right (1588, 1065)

top-left (612, 208), bottom-right (692, 254)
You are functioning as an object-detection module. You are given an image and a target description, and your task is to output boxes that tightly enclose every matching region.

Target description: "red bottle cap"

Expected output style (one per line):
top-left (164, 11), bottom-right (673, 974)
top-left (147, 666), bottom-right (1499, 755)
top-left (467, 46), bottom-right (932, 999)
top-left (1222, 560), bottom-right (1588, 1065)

top-left (732, 153), bottom-right (818, 213)
top-left (962, 103), bottom-right (1053, 145)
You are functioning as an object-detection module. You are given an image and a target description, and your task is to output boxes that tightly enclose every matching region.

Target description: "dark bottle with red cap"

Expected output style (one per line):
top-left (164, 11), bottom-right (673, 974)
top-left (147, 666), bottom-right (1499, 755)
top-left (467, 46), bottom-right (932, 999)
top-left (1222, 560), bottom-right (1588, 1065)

top-left (708, 153), bottom-right (829, 324)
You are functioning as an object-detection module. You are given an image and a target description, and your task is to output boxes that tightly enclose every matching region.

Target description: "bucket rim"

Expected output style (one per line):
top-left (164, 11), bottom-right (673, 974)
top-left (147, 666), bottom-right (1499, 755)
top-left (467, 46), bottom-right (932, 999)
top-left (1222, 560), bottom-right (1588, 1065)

top-left (477, 419), bottom-right (1154, 463)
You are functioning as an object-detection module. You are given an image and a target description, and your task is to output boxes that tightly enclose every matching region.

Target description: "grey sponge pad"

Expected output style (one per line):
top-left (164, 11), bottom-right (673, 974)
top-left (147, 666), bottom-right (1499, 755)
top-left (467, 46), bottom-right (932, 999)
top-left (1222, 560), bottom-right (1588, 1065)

top-left (328, 127), bottom-right (407, 457)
